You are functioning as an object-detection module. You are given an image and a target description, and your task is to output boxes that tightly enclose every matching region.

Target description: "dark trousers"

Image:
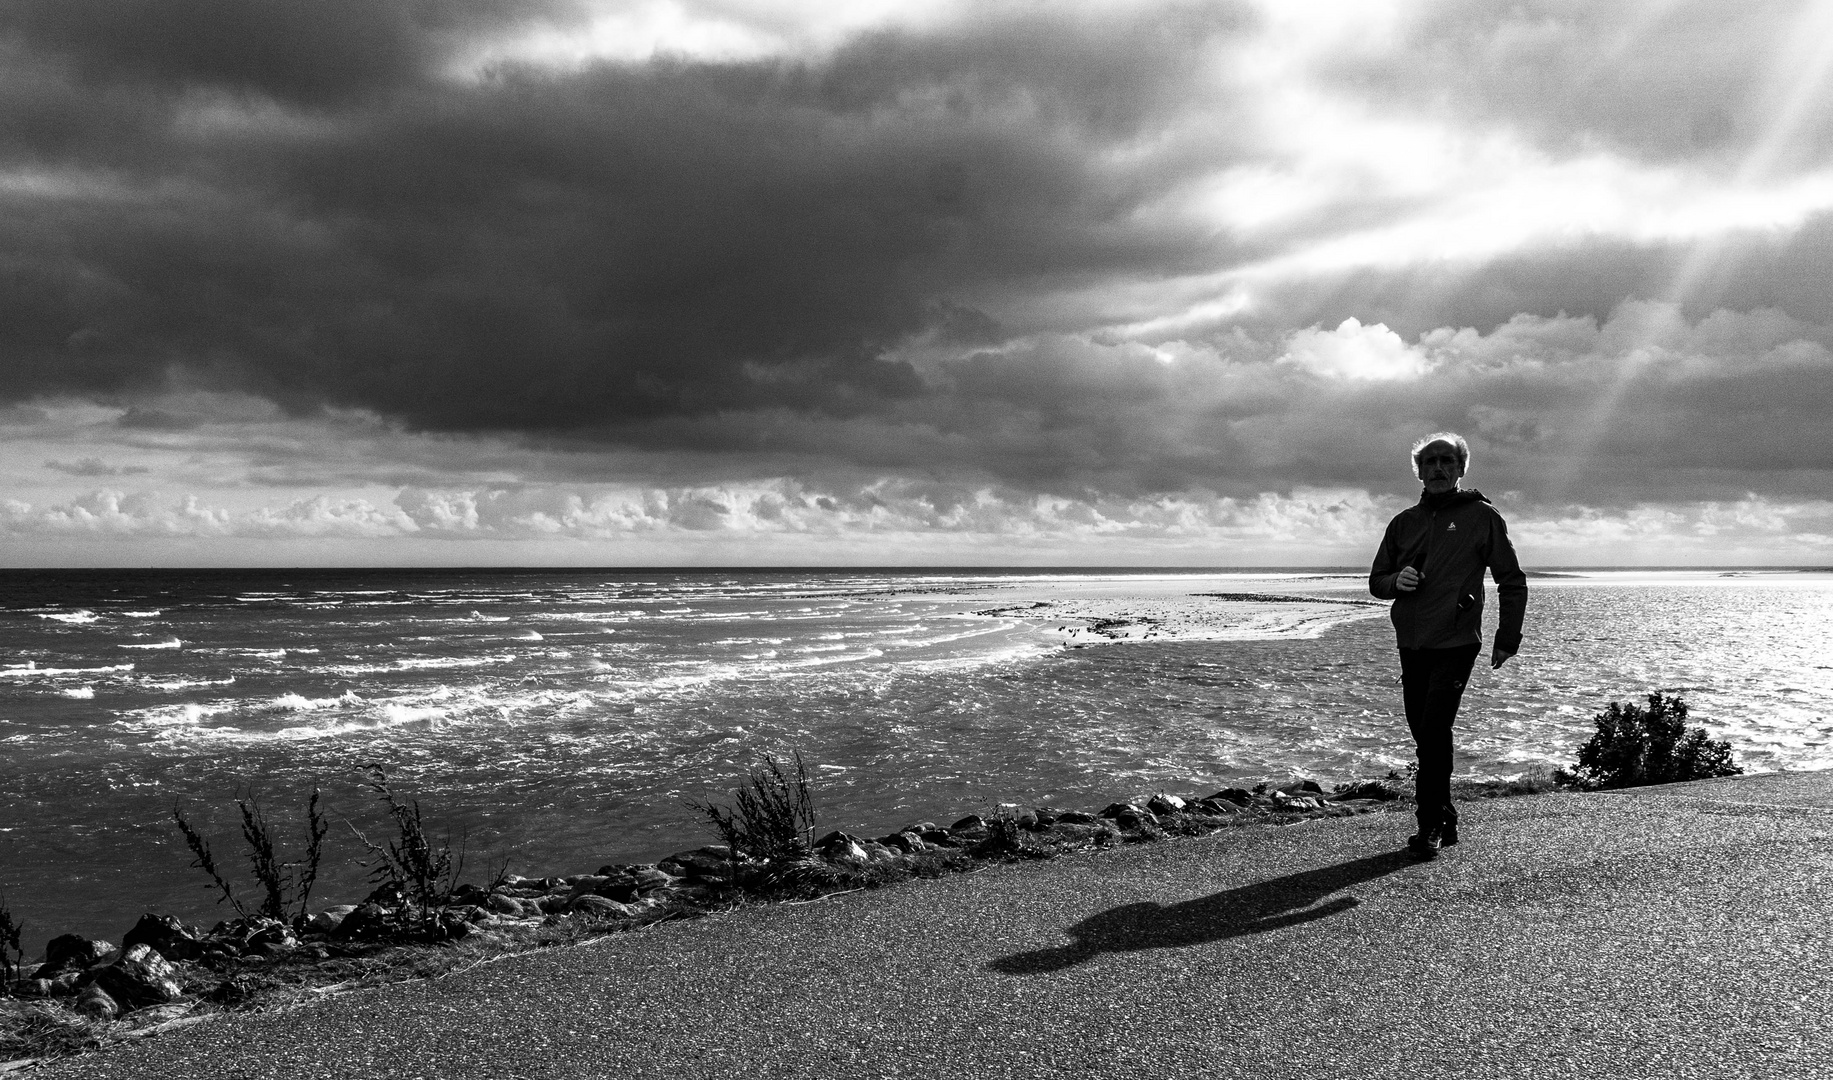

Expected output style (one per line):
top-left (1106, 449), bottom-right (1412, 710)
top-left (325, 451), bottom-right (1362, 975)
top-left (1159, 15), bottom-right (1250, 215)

top-left (1398, 643), bottom-right (1481, 833)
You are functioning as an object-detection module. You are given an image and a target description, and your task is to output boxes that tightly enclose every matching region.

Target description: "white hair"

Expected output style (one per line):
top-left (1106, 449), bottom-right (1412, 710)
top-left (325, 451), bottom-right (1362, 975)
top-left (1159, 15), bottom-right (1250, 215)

top-left (1410, 432), bottom-right (1470, 479)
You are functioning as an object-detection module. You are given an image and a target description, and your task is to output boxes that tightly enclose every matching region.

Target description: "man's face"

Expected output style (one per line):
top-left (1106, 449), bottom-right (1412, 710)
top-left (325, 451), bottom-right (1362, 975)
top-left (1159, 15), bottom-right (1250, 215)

top-left (1418, 442), bottom-right (1463, 494)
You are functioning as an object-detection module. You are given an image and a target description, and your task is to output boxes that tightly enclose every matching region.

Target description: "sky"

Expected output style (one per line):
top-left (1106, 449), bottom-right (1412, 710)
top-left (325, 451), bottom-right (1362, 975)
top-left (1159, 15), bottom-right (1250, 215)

top-left (4, 0), bottom-right (1833, 567)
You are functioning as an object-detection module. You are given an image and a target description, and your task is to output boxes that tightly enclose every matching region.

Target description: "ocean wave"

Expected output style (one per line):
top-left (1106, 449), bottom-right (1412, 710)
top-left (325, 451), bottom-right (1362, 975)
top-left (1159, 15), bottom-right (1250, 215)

top-left (140, 676), bottom-right (237, 691)
top-left (37, 610), bottom-right (99, 624)
top-left (0, 663), bottom-right (134, 678)
top-left (59, 686), bottom-right (96, 699)
top-left (120, 638), bottom-right (183, 650)
top-left (120, 610), bottom-right (162, 618)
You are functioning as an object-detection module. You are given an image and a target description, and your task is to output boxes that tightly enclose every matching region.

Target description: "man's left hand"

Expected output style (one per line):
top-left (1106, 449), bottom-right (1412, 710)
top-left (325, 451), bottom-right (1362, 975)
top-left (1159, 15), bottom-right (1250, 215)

top-left (1490, 647), bottom-right (1515, 670)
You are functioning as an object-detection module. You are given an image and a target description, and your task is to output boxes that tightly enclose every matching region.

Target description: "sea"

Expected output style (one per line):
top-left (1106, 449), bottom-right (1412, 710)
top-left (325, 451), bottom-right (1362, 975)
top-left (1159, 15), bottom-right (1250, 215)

top-left (4, 566), bottom-right (1832, 957)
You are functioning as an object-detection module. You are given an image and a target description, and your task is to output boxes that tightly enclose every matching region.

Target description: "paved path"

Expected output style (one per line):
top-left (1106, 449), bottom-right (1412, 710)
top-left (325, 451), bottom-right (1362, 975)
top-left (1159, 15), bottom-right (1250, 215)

top-left (35, 772), bottom-right (1833, 1079)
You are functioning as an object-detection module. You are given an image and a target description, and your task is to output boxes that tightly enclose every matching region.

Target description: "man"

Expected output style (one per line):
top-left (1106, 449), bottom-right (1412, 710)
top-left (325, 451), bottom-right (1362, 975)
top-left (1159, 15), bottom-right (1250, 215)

top-left (1369, 432), bottom-right (1526, 858)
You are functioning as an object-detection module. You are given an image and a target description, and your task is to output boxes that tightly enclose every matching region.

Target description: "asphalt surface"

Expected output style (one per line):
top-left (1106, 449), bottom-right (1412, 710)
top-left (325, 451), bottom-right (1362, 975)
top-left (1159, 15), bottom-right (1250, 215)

top-left (32, 771), bottom-right (1833, 1079)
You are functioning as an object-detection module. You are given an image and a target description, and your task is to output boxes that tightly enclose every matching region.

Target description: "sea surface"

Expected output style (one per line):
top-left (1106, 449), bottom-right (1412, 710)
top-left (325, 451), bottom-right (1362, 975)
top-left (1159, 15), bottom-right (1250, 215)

top-left (4, 566), bottom-right (1832, 955)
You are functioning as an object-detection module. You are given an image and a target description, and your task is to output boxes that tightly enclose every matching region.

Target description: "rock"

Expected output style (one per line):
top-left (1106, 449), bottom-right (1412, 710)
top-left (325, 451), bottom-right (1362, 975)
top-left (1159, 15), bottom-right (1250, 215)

top-left (1145, 794), bottom-right (1187, 816)
top-left (656, 846), bottom-right (733, 881)
top-left (535, 895), bottom-right (569, 915)
top-left (814, 831), bottom-right (870, 863)
top-left (1054, 810), bottom-right (1101, 825)
top-left (449, 882), bottom-right (491, 906)
top-left (1032, 807), bottom-right (1065, 827)
top-left (1333, 779), bottom-right (1403, 801)
top-left (12, 978), bottom-right (54, 998)
top-left (485, 892), bottom-right (527, 916)
top-left (880, 831), bottom-right (926, 853)
top-left (1210, 788), bottom-right (1254, 806)
top-left (918, 829), bottom-right (957, 847)
top-left (91, 944), bottom-right (184, 1009)
top-left (569, 894), bottom-right (635, 919)
top-left (74, 985), bottom-right (120, 1020)
top-left (331, 901), bottom-right (394, 941)
top-left (628, 866), bottom-right (675, 891)
top-left (949, 815), bottom-right (987, 834)
top-left (1279, 779), bottom-right (1325, 796)
top-left (858, 841), bottom-right (898, 863)
top-left (122, 913), bottom-right (205, 962)
top-left (49, 971), bottom-right (84, 996)
top-left (900, 821), bottom-right (937, 835)
top-left (306, 905), bottom-right (358, 933)
top-left (41, 934), bottom-right (116, 975)
top-left (1098, 802), bottom-right (1160, 830)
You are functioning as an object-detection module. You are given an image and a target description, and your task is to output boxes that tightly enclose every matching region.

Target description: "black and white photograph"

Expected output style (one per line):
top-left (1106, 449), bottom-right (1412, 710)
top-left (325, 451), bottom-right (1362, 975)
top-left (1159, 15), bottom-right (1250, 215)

top-left (3, 1), bottom-right (1831, 1074)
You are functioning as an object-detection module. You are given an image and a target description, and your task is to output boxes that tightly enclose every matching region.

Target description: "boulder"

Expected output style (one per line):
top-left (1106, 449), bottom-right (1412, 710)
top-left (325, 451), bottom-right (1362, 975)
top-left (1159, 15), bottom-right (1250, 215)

top-left (306, 905), bottom-right (358, 934)
top-left (91, 944), bottom-right (184, 1009)
top-left (12, 978), bottom-right (54, 998)
top-left (918, 829), bottom-right (957, 847)
top-left (569, 894), bottom-right (635, 919)
top-left (485, 892), bottom-right (528, 916)
top-left (41, 934), bottom-right (116, 975)
top-left (330, 902), bottom-right (394, 941)
top-left (1099, 803), bottom-right (1160, 830)
top-left (657, 846), bottom-right (733, 881)
top-left (122, 913), bottom-right (205, 962)
top-left (74, 985), bottom-right (120, 1021)
top-left (1031, 807), bottom-right (1065, 828)
top-left (1279, 779), bottom-right (1325, 796)
top-left (449, 882), bottom-right (491, 906)
top-left (1333, 780), bottom-right (1403, 802)
top-left (1210, 788), bottom-right (1254, 806)
top-left (949, 815), bottom-right (988, 834)
top-left (1054, 810), bottom-right (1101, 825)
top-left (628, 866), bottom-right (675, 892)
top-left (1145, 794), bottom-right (1187, 816)
top-left (814, 831), bottom-right (870, 864)
top-left (879, 831), bottom-right (926, 853)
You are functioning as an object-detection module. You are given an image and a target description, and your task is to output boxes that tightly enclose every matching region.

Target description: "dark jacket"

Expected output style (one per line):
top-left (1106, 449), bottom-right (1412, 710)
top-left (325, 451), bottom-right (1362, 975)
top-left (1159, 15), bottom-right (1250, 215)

top-left (1369, 488), bottom-right (1526, 652)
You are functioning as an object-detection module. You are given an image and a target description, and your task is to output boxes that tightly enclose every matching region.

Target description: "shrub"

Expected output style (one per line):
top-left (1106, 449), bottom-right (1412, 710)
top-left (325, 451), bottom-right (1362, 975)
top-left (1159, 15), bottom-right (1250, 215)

top-left (686, 752), bottom-right (817, 875)
top-left (0, 893), bottom-right (22, 987)
top-left (346, 767), bottom-right (466, 926)
top-left (172, 786), bottom-right (329, 925)
top-left (1565, 693), bottom-right (1742, 789)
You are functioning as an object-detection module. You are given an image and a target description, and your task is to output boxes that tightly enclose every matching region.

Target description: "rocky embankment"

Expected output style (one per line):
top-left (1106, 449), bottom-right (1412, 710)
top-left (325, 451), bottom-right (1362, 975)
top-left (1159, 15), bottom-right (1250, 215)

top-left (2, 778), bottom-right (1414, 1061)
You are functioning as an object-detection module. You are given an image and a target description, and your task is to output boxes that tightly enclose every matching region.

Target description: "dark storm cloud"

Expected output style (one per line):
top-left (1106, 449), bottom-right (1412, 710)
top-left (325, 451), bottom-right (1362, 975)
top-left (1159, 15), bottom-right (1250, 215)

top-left (7, 0), bottom-right (1833, 537)
top-left (0, 1), bottom-right (1252, 434)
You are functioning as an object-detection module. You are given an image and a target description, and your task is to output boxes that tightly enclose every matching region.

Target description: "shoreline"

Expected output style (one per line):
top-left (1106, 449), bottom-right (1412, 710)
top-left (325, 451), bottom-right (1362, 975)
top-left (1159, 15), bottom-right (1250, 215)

top-left (1, 768), bottom-right (1556, 1067)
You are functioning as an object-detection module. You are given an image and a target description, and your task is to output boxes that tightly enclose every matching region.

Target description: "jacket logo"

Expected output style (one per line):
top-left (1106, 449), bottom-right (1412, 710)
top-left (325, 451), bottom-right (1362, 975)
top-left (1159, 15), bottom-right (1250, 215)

top-left (1446, 523), bottom-right (1457, 531)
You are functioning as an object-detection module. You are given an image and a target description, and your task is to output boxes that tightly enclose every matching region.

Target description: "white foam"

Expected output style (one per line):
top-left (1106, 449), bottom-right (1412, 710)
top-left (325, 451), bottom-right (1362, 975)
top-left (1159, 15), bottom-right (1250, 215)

top-left (60, 686), bottom-right (96, 699)
top-left (394, 654), bottom-right (515, 670)
top-left (518, 631), bottom-right (544, 641)
top-left (121, 610), bottom-right (162, 618)
top-left (259, 691), bottom-right (367, 713)
top-left (121, 638), bottom-right (183, 650)
top-left (141, 676), bottom-right (236, 690)
top-left (38, 610), bottom-right (98, 624)
top-left (0, 663), bottom-right (134, 678)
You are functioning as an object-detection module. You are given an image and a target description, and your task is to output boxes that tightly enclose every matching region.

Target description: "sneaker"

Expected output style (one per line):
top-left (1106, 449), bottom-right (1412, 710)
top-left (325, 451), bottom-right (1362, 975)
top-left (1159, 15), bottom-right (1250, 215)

top-left (1439, 820), bottom-right (1459, 847)
top-left (1406, 830), bottom-right (1440, 858)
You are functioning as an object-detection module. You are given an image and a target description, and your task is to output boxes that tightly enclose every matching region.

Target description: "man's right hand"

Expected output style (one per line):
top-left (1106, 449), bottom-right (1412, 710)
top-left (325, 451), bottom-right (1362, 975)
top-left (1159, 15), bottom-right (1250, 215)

top-left (1396, 566), bottom-right (1423, 592)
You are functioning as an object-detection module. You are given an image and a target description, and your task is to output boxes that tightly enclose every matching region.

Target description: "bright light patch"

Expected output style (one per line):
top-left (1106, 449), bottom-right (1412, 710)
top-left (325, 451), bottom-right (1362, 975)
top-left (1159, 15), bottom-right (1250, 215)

top-left (1282, 318), bottom-right (1426, 381)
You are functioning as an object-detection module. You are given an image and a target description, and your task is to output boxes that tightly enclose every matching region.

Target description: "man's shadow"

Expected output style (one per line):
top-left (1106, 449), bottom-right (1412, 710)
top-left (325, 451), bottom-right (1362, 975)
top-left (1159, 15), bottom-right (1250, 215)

top-left (989, 849), bottom-right (1417, 974)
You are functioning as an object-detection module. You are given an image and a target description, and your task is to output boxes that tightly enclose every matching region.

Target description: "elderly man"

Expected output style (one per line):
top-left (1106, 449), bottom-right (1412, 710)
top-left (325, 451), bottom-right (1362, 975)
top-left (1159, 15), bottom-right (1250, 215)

top-left (1369, 432), bottom-right (1526, 858)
